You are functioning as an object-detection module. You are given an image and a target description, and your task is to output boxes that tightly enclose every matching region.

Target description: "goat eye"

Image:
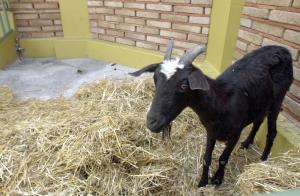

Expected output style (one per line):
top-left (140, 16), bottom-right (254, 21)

top-left (180, 83), bottom-right (189, 90)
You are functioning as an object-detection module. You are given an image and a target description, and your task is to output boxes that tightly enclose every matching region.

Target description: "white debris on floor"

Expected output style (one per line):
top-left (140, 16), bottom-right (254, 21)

top-left (0, 58), bottom-right (138, 100)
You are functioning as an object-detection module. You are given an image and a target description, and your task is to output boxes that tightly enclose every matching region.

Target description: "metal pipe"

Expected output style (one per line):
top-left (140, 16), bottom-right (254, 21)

top-left (0, 18), bottom-right (5, 38)
top-left (0, 0), bottom-right (12, 39)
top-left (3, 0), bottom-right (10, 33)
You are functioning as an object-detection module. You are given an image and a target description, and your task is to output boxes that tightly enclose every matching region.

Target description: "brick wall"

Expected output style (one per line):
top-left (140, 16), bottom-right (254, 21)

top-left (88, 0), bottom-right (211, 56)
top-left (11, 0), bottom-right (63, 38)
top-left (234, 0), bottom-right (300, 123)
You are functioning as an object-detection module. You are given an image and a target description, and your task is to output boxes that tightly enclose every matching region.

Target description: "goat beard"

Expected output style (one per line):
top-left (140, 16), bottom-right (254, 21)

top-left (162, 123), bottom-right (172, 141)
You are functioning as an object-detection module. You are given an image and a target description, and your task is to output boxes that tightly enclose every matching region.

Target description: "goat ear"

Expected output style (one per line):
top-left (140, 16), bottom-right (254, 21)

top-left (129, 63), bottom-right (159, 77)
top-left (188, 70), bottom-right (209, 91)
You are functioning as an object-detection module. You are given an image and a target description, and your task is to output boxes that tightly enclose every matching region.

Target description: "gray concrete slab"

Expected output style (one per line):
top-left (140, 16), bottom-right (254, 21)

top-left (0, 58), bottom-right (138, 100)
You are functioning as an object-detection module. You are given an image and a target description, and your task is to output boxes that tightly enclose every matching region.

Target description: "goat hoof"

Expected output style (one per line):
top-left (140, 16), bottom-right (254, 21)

top-left (211, 173), bottom-right (224, 186)
top-left (240, 144), bottom-right (248, 149)
top-left (211, 177), bottom-right (223, 186)
top-left (198, 179), bottom-right (208, 187)
top-left (260, 155), bottom-right (268, 161)
top-left (240, 141), bottom-right (251, 149)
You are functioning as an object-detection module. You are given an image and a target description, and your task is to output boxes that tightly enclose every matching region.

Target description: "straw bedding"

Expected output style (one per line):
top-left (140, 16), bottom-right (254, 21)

top-left (0, 78), bottom-right (299, 195)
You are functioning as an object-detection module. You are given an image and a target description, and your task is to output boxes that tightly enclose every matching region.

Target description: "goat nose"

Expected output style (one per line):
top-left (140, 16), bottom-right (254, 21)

top-left (148, 118), bottom-right (157, 126)
top-left (147, 113), bottom-right (158, 128)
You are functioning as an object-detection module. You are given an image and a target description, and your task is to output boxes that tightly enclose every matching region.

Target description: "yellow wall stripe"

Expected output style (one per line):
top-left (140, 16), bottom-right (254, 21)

top-left (206, 0), bottom-right (244, 72)
top-left (59, 0), bottom-right (90, 39)
top-left (0, 31), bottom-right (17, 69)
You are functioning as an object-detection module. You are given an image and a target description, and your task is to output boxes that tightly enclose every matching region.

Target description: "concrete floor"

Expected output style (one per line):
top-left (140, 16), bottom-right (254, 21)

top-left (0, 58), bottom-right (137, 100)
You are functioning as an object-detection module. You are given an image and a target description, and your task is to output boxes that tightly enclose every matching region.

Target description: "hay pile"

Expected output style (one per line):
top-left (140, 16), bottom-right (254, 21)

top-left (0, 86), bottom-right (14, 108)
top-left (237, 150), bottom-right (300, 195)
top-left (0, 78), bottom-right (299, 195)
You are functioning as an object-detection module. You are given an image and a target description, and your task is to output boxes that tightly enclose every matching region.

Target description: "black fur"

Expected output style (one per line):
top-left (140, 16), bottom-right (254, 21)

top-left (130, 45), bottom-right (293, 187)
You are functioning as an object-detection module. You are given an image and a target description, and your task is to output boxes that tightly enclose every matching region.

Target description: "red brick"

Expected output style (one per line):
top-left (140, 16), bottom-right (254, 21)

top-left (256, 0), bottom-right (292, 7)
top-left (55, 32), bottom-right (64, 37)
top-left (125, 18), bottom-right (145, 25)
top-left (116, 23), bottom-right (136, 31)
top-left (88, 8), bottom-right (96, 14)
top-left (88, 1), bottom-right (104, 6)
top-left (99, 34), bottom-right (115, 42)
top-left (116, 37), bottom-right (135, 46)
top-left (91, 27), bottom-right (105, 34)
top-left (243, 7), bottom-right (269, 19)
top-left (124, 2), bottom-right (145, 9)
top-left (95, 7), bottom-right (114, 14)
top-left (16, 20), bottom-right (29, 26)
top-left (106, 29), bottom-right (124, 37)
top-left (125, 32), bottom-right (146, 40)
top-left (240, 18), bottom-right (252, 28)
top-left (104, 1), bottom-right (123, 7)
top-left (161, 0), bottom-right (190, 3)
top-left (20, 0), bottom-right (43, 2)
top-left (136, 11), bottom-right (159, 18)
top-left (174, 6), bottom-right (203, 14)
top-left (236, 40), bottom-right (248, 51)
top-left (34, 3), bottom-right (58, 9)
top-left (187, 34), bottom-right (207, 43)
top-left (234, 49), bottom-right (245, 60)
top-left (54, 20), bottom-right (61, 25)
top-left (172, 23), bottom-right (201, 33)
top-left (202, 27), bottom-right (209, 34)
top-left (238, 29), bottom-right (263, 45)
top-left (11, 3), bottom-right (33, 9)
top-left (42, 25), bottom-right (62, 31)
top-left (115, 9), bottom-right (135, 16)
top-left (191, 0), bottom-right (212, 4)
top-left (174, 40), bottom-right (197, 49)
top-left (147, 36), bottom-right (169, 44)
top-left (15, 14), bottom-right (38, 20)
top-left (161, 14), bottom-right (188, 22)
top-left (146, 3), bottom-right (172, 11)
top-left (204, 8), bottom-right (211, 15)
top-left (98, 21), bottom-right (115, 29)
top-left (247, 44), bottom-right (259, 53)
top-left (189, 16), bottom-right (210, 24)
top-left (283, 30), bottom-right (300, 45)
top-left (160, 30), bottom-right (187, 39)
top-left (29, 19), bottom-right (53, 26)
top-left (136, 26), bottom-right (159, 34)
top-left (105, 16), bottom-right (124, 22)
top-left (136, 41), bottom-right (158, 50)
top-left (17, 26), bottom-right (41, 32)
top-left (39, 13), bottom-right (61, 19)
top-left (147, 20), bottom-right (171, 28)
top-left (90, 21), bottom-right (97, 27)
top-left (269, 10), bottom-right (300, 26)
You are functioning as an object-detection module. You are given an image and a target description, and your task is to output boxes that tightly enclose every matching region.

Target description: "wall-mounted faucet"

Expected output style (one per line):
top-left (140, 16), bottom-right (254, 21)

top-left (15, 34), bottom-right (25, 61)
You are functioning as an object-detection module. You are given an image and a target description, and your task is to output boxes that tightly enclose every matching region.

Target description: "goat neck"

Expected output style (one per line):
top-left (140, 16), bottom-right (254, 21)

top-left (188, 78), bottom-right (225, 127)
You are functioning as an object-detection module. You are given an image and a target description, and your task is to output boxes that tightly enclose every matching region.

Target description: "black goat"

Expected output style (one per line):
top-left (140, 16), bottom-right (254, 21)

top-left (130, 41), bottom-right (293, 187)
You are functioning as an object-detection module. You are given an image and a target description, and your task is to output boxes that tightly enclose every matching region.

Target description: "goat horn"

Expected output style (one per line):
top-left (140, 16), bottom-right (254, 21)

top-left (179, 45), bottom-right (207, 66)
top-left (164, 40), bottom-right (174, 60)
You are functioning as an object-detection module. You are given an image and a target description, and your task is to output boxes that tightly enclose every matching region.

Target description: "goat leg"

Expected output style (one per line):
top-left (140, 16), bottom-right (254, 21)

top-left (211, 135), bottom-right (239, 186)
top-left (198, 138), bottom-right (216, 187)
top-left (261, 108), bottom-right (279, 161)
top-left (240, 119), bottom-right (263, 149)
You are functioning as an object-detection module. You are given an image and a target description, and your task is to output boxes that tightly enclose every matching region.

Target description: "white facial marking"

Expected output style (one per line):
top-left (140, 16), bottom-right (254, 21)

top-left (160, 58), bottom-right (184, 80)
